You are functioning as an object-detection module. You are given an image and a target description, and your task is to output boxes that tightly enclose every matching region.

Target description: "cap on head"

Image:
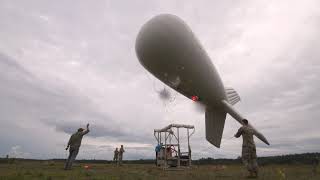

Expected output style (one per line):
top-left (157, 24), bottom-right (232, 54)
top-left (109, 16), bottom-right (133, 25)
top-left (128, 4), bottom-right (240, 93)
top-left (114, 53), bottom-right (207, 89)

top-left (78, 128), bottom-right (84, 132)
top-left (242, 119), bottom-right (248, 125)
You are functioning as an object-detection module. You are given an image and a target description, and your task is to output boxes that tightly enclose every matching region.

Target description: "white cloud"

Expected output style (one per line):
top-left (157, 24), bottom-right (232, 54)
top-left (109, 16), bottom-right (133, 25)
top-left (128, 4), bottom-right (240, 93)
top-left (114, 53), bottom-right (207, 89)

top-left (9, 145), bottom-right (31, 159)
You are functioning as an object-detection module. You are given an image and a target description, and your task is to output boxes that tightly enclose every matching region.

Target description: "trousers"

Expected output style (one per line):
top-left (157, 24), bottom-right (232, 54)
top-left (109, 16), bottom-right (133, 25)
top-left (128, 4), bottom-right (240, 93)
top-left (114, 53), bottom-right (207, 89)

top-left (64, 147), bottom-right (79, 170)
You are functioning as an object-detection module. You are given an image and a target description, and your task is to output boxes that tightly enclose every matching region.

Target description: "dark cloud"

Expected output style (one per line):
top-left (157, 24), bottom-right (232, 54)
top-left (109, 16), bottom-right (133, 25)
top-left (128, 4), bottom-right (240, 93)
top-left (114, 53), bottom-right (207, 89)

top-left (51, 118), bottom-right (154, 144)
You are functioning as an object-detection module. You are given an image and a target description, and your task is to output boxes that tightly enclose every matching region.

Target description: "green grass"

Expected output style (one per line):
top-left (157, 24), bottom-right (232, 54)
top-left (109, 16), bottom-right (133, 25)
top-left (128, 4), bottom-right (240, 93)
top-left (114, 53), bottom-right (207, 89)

top-left (0, 161), bottom-right (319, 180)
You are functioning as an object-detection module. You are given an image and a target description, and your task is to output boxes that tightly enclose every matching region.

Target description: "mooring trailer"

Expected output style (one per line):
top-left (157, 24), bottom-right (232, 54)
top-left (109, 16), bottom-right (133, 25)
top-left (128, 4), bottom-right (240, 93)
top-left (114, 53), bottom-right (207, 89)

top-left (154, 124), bottom-right (195, 168)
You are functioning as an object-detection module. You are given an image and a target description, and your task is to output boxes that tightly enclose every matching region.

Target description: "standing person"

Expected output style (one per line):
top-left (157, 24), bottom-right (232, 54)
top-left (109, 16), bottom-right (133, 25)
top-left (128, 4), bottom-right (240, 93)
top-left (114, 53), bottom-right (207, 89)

top-left (155, 144), bottom-right (162, 158)
top-left (113, 148), bottom-right (119, 164)
top-left (155, 143), bottom-right (162, 166)
top-left (234, 119), bottom-right (258, 178)
top-left (6, 155), bottom-right (9, 164)
top-left (118, 145), bottom-right (125, 166)
top-left (312, 156), bottom-right (319, 176)
top-left (64, 123), bottom-right (90, 170)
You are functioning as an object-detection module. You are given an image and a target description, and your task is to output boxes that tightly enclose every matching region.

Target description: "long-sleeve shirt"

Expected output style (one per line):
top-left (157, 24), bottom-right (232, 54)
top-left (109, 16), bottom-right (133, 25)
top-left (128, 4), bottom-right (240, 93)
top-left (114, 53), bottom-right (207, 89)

top-left (155, 144), bottom-right (161, 152)
top-left (235, 125), bottom-right (255, 148)
top-left (119, 147), bottom-right (125, 156)
top-left (67, 128), bottom-right (90, 149)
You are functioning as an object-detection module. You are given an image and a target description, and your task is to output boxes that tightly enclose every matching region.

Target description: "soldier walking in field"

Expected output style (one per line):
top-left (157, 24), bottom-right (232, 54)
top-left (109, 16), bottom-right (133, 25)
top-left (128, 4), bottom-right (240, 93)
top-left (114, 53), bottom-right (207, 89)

top-left (234, 119), bottom-right (259, 178)
top-left (118, 145), bottom-right (125, 166)
top-left (64, 123), bottom-right (90, 170)
top-left (113, 147), bottom-right (119, 164)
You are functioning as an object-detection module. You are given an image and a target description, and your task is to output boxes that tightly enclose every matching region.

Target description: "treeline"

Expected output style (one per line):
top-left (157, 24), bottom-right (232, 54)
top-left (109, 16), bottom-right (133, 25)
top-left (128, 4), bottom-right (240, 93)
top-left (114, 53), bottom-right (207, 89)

top-left (194, 152), bottom-right (320, 165)
top-left (1, 152), bottom-right (319, 165)
top-left (258, 152), bottom-right (320, 165)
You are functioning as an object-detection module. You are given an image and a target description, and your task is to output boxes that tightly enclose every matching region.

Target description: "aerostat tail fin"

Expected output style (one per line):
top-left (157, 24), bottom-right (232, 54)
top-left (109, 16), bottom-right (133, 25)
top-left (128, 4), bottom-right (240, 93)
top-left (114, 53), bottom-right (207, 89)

top-left (225, 87), bottom-right (241, 105)
top-left (205, 107), bottom-right (227, 148)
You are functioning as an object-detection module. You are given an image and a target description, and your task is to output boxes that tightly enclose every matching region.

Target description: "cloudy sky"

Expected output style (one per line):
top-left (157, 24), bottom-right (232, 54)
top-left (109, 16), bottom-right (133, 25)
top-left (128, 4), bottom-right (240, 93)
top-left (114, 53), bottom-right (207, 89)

top-left (1, 0), bottom-right (320, 160)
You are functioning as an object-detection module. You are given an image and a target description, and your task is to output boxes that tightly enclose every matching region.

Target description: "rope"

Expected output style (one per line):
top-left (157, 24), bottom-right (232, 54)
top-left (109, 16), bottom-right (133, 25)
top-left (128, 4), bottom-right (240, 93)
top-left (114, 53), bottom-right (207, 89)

top-left (65, 148), bottom-right (68, 159)
top-left (161, 87), bottom-right (179, 124)
top-left (152, 79), bottom-right (162, 93)
top-left (143, 70), bottom-right (154, 90)
top-left (143, 70), bottom-right (180, 125)
top-left (224, 136), bottom-right (235, 141)
top-left (192, 136), bottom-right (236, 157)
top-left (169, 90), bottom-right (178, 103)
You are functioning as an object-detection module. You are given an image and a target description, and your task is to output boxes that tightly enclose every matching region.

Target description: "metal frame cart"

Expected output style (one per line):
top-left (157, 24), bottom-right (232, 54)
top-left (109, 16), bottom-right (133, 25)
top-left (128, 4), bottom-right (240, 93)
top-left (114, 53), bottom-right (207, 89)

top-left (154, 124), bottom-right (195, 169)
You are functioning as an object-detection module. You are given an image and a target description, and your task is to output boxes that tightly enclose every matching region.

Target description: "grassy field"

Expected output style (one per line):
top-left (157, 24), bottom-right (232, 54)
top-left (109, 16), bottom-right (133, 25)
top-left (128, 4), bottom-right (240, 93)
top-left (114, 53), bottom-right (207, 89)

top-left (0, 160), bottom-right (319, 180)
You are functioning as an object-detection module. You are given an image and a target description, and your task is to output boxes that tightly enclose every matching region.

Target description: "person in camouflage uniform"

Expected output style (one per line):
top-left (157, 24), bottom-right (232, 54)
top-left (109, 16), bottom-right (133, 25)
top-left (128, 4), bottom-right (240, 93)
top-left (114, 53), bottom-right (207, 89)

top-left (234, 119), bottom-right (258, 178)
top-left (113, 148), bottom-right (119, 164)
top-left (312, 156), bottom-right (319, 176)
top-left (118, 145), bottom-right (125, 166)
top-left (64, 123), bottom-right (90, 170)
